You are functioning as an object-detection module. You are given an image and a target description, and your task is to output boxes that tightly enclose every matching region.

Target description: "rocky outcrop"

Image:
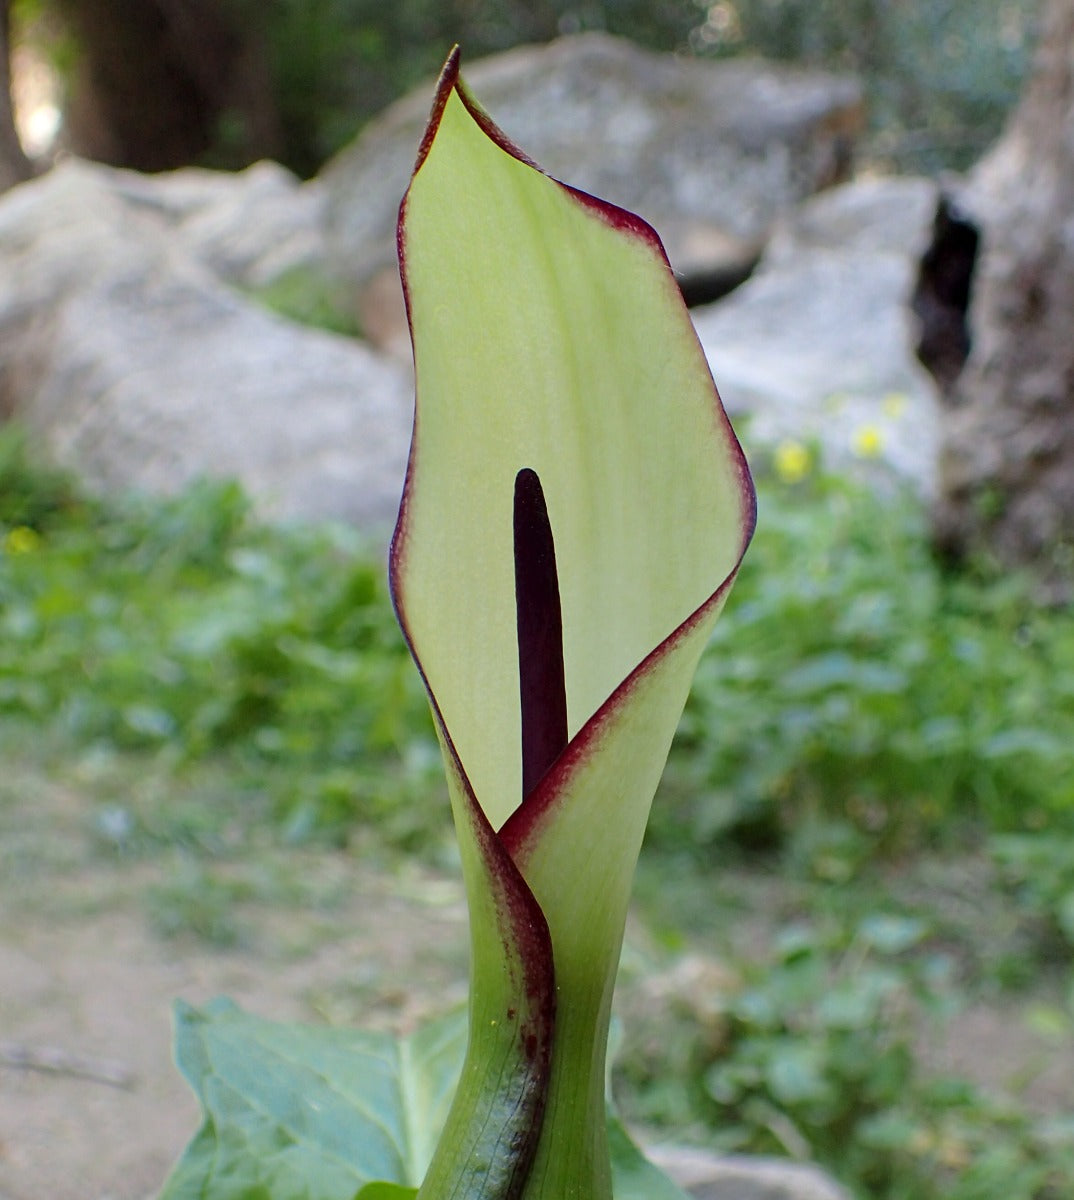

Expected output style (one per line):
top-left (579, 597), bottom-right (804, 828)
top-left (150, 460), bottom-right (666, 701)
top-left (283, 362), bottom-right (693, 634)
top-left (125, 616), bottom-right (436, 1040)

top-left (323, 33), bottom-right (864, 352)
top-left (692, 175), bottom-right (943, 496)
top-left (0, 159), bottom-right (411, 534)
top-left (0, 158), bottom-right (942, 525)
top-left (1, 42), bottom-right (939, 533)
top-left (107, 159), bottom-right (328, 288)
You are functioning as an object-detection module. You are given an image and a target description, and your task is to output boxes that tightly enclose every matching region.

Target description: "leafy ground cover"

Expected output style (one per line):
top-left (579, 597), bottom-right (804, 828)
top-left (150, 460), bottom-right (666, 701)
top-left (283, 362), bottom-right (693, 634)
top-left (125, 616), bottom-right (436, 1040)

top-left (1, 426), bottom-right (1073, 1198)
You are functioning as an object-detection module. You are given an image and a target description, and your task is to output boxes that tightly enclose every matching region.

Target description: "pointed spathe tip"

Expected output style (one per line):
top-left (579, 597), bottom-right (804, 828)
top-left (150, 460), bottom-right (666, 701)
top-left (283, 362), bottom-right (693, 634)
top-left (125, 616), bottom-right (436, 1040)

top-left (411, 45), bottom-right (463, 177)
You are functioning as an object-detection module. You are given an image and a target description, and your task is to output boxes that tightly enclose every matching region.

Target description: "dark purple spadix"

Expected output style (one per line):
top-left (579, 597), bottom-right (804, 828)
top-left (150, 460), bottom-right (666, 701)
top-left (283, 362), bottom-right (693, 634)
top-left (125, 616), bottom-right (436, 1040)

top-left (513, 467), bottom-right (568, 802)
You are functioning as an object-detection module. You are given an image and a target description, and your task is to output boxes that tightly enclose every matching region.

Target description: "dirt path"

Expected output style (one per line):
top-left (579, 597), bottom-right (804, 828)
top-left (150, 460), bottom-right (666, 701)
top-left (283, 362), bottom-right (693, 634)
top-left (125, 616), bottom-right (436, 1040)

top-left (0, 760), bottom-right (473, 1200)
top-left (0, 879), bottom-right (471, 1200)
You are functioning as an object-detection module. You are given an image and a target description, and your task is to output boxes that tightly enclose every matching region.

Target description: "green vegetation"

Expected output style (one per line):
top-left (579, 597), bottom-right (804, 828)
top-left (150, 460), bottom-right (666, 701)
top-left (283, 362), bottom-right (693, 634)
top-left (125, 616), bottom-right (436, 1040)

top-left (235, 0), bottom-right (1036, 176)
top-left (2, 426), bottom-right (1073, 1198)
top-left (16, 1), bottom-right (1039, 176)
top-left (618, 883), bottom-right (1074, 1200)
top-left (660, 454), bottom-right (1074, 866)
top-left (245, 264), bottom-right (363, 339)
top-left (688, 0), bottom-right (1037, 173)
top-left (237, 0), bottom-right (1037, 176)
top-left (0, 428), bottom-right (442, 856)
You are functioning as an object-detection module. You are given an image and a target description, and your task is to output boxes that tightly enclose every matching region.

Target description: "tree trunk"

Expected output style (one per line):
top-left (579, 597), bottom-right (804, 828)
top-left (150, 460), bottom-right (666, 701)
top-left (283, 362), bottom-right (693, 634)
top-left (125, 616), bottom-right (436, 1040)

top-left (0, 0), bottom-right (33, 191)
top-left (929, 0), bottom-right (1074, 587)
top-left (57, 0), bottom-right (280, 171)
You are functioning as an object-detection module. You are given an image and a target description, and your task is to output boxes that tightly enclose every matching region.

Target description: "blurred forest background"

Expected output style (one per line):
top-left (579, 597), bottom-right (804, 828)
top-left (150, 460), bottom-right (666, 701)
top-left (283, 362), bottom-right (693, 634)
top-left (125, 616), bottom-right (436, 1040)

top-left (4, 0), bottom-right (1038, 179)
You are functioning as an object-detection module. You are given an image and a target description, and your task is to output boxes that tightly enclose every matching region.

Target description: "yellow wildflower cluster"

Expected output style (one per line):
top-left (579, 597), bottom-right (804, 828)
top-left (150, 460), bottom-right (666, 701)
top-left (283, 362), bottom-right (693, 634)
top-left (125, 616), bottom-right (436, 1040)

top-left (773, 440), bottom-right (811, 484)
top-left (3, 526), bottom-right (41, 555)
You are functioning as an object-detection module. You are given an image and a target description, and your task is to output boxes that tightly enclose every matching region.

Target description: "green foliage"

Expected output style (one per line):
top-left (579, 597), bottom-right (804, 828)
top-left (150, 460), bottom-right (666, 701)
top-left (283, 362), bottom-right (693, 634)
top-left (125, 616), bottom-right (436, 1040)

top-left (617, 909), bottom-right (1074, 1200)
top-left (0, 427), bottom-right (442, 853)
top-left (692, 0), bottom-right (1037, 172)
top-left (142, 851), bottom-right (348, 946)
top-left (993, 833), bottom-right (1074, 961)
top-left (245, 264), bottom-right (362, 337)
top-left (0, 424), bottom-right (87, 531)
top-left (218, 0), bottom-right (1033, 176)
top-left (146, 862), bottom-right (248, 946)
top-left (162, 999), bottom-right (467, 1199)
top-left (3, 431), bottom-right (1074, 1200)
top-left (694, 917), bottom-right (944, 1191)
top-left (5, 427), bottom-right (1073, 872)
top-left (654, 462), bottom-right (1074, 870)
top-left (13, 0), bottom-right (1037, 177)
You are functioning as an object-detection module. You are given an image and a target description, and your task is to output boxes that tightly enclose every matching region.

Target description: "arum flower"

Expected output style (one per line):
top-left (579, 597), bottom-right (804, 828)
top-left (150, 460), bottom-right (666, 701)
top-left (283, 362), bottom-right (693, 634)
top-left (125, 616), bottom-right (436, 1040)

top-left (392, 49), bottom-right (756, 1200)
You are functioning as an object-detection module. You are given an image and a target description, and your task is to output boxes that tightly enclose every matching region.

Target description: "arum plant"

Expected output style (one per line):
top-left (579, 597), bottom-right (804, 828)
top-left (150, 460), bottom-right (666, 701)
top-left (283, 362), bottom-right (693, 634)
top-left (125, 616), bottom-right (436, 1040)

top-left (160, 47), bottom-right (753, 1200)
top-left (391, 48), bottom-right (754, 1200)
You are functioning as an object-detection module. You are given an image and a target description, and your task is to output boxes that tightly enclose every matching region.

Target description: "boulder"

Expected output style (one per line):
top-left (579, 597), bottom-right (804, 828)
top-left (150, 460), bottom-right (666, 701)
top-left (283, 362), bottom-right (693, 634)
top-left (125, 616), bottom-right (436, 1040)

top-left (653, 1146), bottom-right (849, 1200)
top-left (323, 33), bottom-right (864, 351)
top-left (692, 175), bottom-right (944, 496)
top-left (108, 158), bottom-right (328, 288)
top-left (0, 159), bottom-right (411, 535)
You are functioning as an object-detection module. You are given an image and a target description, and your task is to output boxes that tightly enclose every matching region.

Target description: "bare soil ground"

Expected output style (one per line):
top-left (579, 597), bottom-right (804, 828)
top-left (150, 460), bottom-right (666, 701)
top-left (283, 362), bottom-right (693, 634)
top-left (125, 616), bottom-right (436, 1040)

top-left (0, 766), bottom-right (472, 1200)
top-left (0, 902), bottom-right (463, 1200)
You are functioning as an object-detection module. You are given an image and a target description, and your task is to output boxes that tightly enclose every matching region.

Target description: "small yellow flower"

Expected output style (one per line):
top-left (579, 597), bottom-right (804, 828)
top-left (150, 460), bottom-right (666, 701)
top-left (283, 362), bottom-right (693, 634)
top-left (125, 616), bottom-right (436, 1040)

top-left (773, 440), bottom-right (811, 483)
top-left (4, 526), bottom-right (41, 555)
top-left (882, 392), bottom-right (908, 418)
top-left (852, 426), bottom-right (884, 458)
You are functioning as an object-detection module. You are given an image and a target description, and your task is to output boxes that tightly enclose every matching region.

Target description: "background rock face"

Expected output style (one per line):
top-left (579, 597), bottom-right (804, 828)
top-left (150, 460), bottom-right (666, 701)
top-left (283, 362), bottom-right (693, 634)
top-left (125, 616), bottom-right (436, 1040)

top-left (0, 164), bottom-right (939, 533)
top-left (108, 159), bottom-right (328, 289)
top-left (0, 34), bottom-right (934, 536)
top-left (0, 159), bottom-right (411, 535)
top-left (692, 175), bottom-right (942, 496)
top-left (323, 33), bottom-right (864, 347)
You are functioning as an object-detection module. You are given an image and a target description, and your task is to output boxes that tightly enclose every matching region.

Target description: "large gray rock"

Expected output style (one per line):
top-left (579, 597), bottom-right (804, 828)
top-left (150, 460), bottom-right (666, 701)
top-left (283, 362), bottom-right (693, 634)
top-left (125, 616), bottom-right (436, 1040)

top-left (653, 1146), bottom-right (849, 1200)
top-left (692, 175), bottom-right (943, 496)
top-left (108, 158), bottom-right (328, 288)
top-left (0, 159), bottom-right (411, 534)
top-left (323, 33), bottom-right (864, 349)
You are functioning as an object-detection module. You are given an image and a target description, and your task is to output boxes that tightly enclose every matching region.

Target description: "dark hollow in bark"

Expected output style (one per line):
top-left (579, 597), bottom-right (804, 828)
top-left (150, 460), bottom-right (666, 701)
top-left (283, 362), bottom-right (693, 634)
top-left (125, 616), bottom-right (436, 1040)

top-left (912, 195), bottom-right (979, 396)
top-left (931, 0), bottom-right (1074, 594)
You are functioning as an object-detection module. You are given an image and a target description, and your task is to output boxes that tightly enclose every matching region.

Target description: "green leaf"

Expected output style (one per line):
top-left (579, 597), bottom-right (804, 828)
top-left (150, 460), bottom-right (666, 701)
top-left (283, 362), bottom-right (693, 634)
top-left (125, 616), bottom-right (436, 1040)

top-left (607, 1117), bottom-right (692, 1200)
top-left (160, 998), bottom-right (467, 1200)
top-left (163, 999), bottom-right (688, 1200)
top-left (356, 1185), bottom-right (420, 1200)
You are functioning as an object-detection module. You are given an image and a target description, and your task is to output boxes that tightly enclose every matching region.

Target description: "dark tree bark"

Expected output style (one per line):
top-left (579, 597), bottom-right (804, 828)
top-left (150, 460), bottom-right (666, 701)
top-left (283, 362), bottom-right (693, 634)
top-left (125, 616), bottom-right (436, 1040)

top-left (56, 0), bottom-right (280, 171)
top-left (0, 0), bottom-right (33, 191)
top-left (930, 0), bottom-right (1074, 586)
